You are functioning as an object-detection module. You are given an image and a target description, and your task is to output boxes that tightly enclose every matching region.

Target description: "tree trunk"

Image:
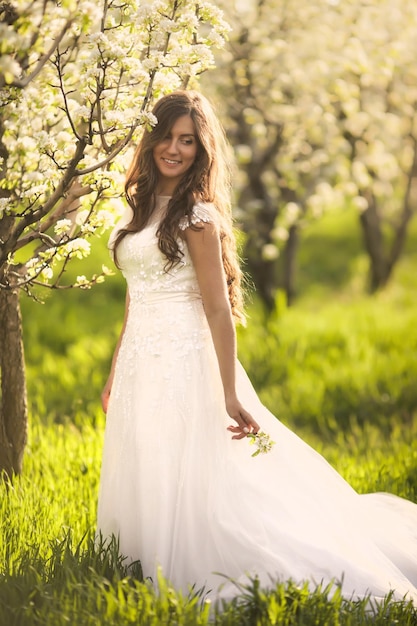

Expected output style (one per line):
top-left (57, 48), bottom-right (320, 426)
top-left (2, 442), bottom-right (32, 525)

top-left (240, 176), bottom-right (280, 311)
top-left (246, 253), bottom-right (277, 311)
top-left (359, 190), bottom-right (415, 292)
top-left (359, 195), bottom-right (390, 291)
top-left (0, 288), bottom-right (27, 479)
top-left (282, 224), bottom-right (299, 306)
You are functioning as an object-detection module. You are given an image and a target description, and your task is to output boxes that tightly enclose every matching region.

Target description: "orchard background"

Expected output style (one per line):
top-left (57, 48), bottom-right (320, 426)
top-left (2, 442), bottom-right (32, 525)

top-left (1, 1), bottom-right (417, 623)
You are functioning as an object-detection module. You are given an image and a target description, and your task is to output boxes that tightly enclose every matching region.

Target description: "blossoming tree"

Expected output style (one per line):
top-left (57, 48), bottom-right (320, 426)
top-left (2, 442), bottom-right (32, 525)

top-left (328, 0), bottom-right (417, 291)
top-left (203, 0), bottom-right (350, 306)
top-left (0, 0), bottom-right (229, 477)
top-left (205, 0), bottom-right (417, 307)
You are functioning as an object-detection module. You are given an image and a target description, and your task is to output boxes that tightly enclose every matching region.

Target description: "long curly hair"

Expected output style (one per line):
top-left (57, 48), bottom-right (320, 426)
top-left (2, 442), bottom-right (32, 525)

top-left (113, 90), bottom-right (245, 323)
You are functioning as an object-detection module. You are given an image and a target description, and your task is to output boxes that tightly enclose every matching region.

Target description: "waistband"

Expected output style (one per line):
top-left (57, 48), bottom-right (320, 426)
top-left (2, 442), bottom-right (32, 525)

top-left (129, 291), bottom-right (203, 306)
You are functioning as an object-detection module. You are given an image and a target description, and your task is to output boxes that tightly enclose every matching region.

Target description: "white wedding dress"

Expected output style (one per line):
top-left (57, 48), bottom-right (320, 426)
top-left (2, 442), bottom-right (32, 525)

top-left (97, 199), bottom-right (417, 604)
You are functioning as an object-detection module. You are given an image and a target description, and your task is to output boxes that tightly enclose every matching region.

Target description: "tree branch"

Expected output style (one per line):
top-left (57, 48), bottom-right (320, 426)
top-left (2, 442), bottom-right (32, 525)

top-left (14, 182), bottom-right (91, 251)
top-left (0, 139), bottom-right (87, 265)
top-left (75, 128), bottom-right (135, 175)
top-left (387, 132), bottom-right (417, 274)
top-left (12, 19), bottom-right (73, 89)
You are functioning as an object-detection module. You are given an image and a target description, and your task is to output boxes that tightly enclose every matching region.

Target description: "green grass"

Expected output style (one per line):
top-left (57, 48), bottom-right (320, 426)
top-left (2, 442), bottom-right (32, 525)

top-left (2, 207), bottom-right (416, 623)
top-left (1, 419), bottom-right (417, 624)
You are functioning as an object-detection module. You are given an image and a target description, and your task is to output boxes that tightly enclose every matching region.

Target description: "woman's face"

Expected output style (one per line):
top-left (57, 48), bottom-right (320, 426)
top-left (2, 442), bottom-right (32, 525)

top-left (153, 114), bottom-right (198, 194)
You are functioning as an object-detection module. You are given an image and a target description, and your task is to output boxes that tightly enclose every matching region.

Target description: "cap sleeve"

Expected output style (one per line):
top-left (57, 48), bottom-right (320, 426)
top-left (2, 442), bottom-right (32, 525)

top-left (178, 202), bottom-right (215, 231)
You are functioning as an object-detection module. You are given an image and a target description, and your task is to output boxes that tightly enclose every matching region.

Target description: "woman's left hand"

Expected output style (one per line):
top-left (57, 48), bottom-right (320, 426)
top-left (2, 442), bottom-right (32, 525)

top-left (226, 397), bottom-right (260, 440)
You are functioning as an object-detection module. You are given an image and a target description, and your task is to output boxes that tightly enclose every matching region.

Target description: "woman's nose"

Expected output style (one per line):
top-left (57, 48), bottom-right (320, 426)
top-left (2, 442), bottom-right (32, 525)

top-left (166, 138), bottom-right (178, 153)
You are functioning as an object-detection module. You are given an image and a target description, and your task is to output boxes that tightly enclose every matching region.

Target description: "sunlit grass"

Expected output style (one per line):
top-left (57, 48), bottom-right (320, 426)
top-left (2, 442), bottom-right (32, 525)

top-left (1, 414), bottom-right (416, 624)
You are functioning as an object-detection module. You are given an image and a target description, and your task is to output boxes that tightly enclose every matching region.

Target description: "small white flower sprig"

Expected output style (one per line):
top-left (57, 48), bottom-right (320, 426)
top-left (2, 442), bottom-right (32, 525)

top-left (247, 431), bottom-right (276, 457)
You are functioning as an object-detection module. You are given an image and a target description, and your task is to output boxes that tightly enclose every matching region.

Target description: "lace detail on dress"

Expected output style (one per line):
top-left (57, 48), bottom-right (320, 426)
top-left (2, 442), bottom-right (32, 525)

top-left (178, 202), bottom-right (215, 231)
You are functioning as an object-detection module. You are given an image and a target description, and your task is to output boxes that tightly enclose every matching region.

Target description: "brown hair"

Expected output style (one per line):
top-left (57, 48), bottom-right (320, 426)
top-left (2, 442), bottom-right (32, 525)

top-left (113, 90), bottom-right (245, 323)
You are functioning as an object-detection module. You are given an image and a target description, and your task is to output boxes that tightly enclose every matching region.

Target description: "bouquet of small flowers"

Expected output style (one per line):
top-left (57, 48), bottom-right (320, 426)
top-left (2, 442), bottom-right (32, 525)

top-left (247, 431), bottom-right (275, 457)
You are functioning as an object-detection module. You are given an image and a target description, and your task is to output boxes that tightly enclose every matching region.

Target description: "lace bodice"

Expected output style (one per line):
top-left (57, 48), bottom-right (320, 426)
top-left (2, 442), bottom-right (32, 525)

top-left (113, 199), bottom-right (214, 305)
top-left (109, 198), bottom-right (215, 371)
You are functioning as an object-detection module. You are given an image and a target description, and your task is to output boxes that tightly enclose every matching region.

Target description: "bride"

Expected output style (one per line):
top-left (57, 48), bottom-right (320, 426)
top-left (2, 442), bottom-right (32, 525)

top-left (97, 90), bottom-right (417, 604)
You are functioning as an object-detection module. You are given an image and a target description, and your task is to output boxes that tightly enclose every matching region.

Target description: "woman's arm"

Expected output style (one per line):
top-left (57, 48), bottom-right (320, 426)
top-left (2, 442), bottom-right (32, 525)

top-left (101, 288), bottom-right (130, 413)
top-left (184, 222), bottom-right (260, 439)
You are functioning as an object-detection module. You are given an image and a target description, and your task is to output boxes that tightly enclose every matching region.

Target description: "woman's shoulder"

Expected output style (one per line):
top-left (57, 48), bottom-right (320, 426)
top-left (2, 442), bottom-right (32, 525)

top-left (108, 204), bottom-right (134, 248)
top-left (178, 201), bottom-right (217, 231)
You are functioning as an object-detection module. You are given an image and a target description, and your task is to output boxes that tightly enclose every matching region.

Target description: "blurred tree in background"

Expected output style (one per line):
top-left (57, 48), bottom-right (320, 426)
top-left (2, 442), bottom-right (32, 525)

top-left (204, 0), bottom-right (417, 307)
top-left (0, 0), bottom-right (228, 478)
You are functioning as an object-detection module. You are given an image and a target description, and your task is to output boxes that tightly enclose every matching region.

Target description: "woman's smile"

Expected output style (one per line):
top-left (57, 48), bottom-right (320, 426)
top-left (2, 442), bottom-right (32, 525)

top-left (153, 114), bottom-right (198, 193)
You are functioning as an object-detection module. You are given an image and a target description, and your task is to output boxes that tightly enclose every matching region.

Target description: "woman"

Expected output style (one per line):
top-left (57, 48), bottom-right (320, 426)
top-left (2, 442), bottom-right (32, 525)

top-left (97, 90), bottom-right (417, 604)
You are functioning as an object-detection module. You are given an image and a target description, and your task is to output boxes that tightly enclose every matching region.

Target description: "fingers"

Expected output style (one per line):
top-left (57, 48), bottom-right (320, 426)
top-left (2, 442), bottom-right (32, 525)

top-left (227, 425), bottom-right (248, 440)
top-left (227, 409), bottom-right (260, 440)
top-left (225, 398), bottom-right (260, 440)
top-left (237, 409), bottom-right (260, 435)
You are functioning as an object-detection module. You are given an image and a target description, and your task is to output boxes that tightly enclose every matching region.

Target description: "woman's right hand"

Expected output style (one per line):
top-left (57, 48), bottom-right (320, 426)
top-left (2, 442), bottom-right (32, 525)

top-left (101, 378), bottom-right (112, 413)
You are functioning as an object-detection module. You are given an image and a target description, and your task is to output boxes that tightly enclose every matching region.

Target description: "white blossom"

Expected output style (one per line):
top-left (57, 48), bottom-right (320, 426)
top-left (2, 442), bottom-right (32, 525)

top-left (64, 238), bottom-right (91, 259)
top-left (247, 431), bottom-right (276, 457)
top-left (138, 111), bottom-right (158, 128)
top-left (22, 183), bottom-right (49, 199)
top-left (262, 243), bottom-right (280, 261)
top-left (352, 196), bottom-right (369, 212)
top-left (80, 222), bottom-right (95, 234)
top-left (95, 210), bottom-right (116, 229)
top-left (284, 202), bottom-right (301, 224)
top-left (0, 55), bottom-right (21, 83)
top-left (25, 257), bottom-right (40, 269)
top-left (75, 275), bottom-right (90, 287)
top-left (72, 105), bottom-right (91, 121)
top-left (352, 160), bottom-right (371, 188)
top-left (54, 219), bottom-right (73, 235)
top-left (75, 210), bottom-right (90, 226)
top-left (101, 264), bottom-right (114, 276)
top-left (41, 266), bottom-right (54, 281)
top-left (235, 144), bottom-right (252, 165)
top-left (272, 226), bottom-right (289, 242)
top-left (0, 198), bottom-right (10, 212)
